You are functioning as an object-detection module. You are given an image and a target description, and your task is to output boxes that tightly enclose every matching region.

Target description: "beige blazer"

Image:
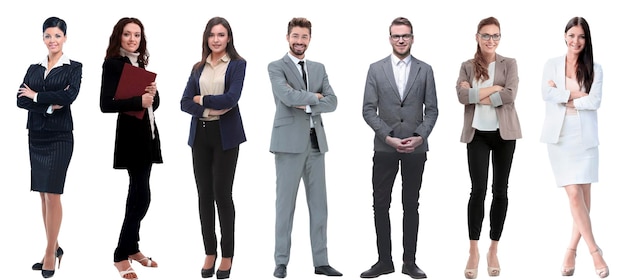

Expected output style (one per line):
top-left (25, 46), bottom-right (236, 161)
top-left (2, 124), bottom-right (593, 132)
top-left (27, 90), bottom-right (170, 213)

top-left (456, 54), bottom-right (522, 143)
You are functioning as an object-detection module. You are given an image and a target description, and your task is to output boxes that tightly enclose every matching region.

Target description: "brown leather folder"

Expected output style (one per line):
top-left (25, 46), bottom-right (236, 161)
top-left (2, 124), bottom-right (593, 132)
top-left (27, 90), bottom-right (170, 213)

top-left (114, 63), bottom-right (157, 119)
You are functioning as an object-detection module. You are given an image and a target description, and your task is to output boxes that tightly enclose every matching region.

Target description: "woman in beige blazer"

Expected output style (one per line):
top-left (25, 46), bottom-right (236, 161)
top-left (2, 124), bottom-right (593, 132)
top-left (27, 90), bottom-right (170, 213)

top-left (456, 17), bottom-right (521, 279)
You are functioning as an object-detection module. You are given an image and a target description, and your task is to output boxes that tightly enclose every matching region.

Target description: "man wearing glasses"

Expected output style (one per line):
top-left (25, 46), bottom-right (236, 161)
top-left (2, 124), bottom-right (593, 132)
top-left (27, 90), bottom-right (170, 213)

top-left (361, 17), bottom-right (438, 279)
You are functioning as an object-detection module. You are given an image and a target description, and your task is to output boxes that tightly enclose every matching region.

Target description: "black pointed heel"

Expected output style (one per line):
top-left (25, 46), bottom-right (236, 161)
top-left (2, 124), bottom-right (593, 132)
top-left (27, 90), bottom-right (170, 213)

top-left (32, 247), bottom-right (64, 271)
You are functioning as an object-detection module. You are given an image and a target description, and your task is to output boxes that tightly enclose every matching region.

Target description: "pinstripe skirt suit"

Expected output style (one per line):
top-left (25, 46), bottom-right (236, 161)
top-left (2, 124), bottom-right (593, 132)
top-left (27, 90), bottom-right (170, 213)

top-left (17, 56), bottom-right (82, 194)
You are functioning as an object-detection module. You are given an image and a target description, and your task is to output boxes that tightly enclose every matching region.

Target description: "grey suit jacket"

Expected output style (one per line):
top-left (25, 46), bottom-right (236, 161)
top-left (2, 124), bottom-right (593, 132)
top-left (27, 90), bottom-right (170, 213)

top-left (363, 55), bottom-right (438, 153)
top-left (268, 54), bottom-right (337, 153)
top-left (456, 54), bottom-right (522, 143)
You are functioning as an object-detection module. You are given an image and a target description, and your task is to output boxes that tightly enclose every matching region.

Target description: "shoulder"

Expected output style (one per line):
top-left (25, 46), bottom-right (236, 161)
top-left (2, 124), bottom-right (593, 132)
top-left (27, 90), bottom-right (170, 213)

top-left (411, 56), bottom-right (433, 69)
top-left (545, 55), bottom-right (564, 67)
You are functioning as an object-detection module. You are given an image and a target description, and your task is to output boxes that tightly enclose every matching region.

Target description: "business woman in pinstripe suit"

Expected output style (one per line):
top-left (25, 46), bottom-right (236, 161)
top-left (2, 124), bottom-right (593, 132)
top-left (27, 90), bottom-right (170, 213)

top-left (17, 16), bottom-right (82, 278)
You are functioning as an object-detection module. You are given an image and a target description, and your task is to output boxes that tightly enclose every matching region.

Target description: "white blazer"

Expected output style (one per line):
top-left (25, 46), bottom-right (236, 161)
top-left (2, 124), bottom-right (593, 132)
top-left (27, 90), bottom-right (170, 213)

top-left (540, 55), bottom-right (603, 149)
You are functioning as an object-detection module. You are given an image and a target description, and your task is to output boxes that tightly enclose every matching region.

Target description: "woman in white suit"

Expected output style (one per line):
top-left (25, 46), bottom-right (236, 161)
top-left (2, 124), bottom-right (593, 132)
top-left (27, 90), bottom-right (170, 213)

top-left (540, 16), bottom-right (608, 278)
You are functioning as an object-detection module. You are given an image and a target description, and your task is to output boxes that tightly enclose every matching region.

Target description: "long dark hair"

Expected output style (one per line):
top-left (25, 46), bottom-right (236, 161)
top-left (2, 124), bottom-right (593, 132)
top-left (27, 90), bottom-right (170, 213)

top-left (193, 17), bottom-right (243, 70)
top-left (473, 17), bottom-right (500, 82)
top-left (565, 17), bottom-right (594, 92)
top-left (105, 17), bottom-right (149, 66)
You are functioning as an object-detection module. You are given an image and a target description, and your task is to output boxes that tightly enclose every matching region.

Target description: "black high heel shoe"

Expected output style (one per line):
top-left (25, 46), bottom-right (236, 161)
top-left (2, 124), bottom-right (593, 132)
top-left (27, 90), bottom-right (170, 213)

top-left (216, 258), bottom-right (233, 279)
top-left (32, 247), bottom-right (64, 271)
top-left (201, 256), bottom-right (217, 278)
top-left (41, 249), bottom-right (62, 279)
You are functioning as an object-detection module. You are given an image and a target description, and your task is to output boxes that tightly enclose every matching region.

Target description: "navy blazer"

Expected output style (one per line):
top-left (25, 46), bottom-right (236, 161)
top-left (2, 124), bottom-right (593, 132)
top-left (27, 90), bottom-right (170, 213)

top-left (17, 59), bottom-right (82, 131)
top-left (100, 56), bottom-right (163, 169)
top-left (180, 59), bottom-right (247, 150)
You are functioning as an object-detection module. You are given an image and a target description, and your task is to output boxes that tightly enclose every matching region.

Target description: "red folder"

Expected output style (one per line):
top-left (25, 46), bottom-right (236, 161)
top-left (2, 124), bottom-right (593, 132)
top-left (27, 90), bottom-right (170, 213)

top-left (114, 63), bottom-right (157, 119)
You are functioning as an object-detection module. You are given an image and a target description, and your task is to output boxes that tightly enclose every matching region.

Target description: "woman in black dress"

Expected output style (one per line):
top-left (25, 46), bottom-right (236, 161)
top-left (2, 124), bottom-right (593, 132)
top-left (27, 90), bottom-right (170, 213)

top-left (99, 17), bottom-right (162, 280)
top-left (17, 16), bottom-right (82, 278)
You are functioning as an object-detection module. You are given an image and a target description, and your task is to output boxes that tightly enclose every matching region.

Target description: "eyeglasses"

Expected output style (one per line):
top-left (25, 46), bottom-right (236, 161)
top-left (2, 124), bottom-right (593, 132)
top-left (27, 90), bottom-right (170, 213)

top-left (478, 33), bottom-right (501, 41)
top-left (390, 34), bottom-right (413, 41)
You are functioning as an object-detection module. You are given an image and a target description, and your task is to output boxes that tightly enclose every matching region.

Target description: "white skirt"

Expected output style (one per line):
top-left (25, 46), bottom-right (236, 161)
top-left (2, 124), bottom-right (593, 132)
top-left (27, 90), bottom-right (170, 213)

top-left (547, 114), bottom-right (598, 187)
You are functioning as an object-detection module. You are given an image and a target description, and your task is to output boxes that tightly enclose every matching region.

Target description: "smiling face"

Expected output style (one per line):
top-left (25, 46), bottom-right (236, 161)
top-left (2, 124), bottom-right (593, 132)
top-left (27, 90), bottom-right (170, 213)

top-left (43, 27), bottom-right (66, 56)
top-left (121, 23), bottom-right (141, 53)
top-left (208, 24), bottom-right (229, 57)
top-left (565, 24), bottom-right (585, 56)
top-left (389, 24), bottom-right (413, 59)
top-left (287, 26), bottom-right (310, 59)
top-left (476, 24), bottom-right (500, 57)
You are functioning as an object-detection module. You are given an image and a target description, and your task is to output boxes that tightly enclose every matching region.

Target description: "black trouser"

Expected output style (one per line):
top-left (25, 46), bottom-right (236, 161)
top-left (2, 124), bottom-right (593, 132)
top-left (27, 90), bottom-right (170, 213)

top-left (114, 163), bottom-right (152, 262)
top-left (192, 120), bottom-right (239, 257)
top-left (466, 130), bottom-right (516, 241)
top-left (372, 151), bottom-right (426, 264)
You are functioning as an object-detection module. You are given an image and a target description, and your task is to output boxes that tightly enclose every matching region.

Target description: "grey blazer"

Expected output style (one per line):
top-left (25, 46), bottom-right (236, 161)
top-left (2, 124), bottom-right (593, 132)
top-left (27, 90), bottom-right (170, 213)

top-left (456, 54), bottom-right (522, 143)
top-left (268, 54), bottom-right (337, 153)
top-left (363, 55), bottom-right (438, 153)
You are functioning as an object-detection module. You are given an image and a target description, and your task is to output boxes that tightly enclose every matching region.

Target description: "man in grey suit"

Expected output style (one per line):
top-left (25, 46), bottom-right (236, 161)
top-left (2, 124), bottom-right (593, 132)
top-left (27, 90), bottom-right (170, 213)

top-left (361, 17), bottom-right (438, 279)
top-left (268, 17), bottom-right (342, 278)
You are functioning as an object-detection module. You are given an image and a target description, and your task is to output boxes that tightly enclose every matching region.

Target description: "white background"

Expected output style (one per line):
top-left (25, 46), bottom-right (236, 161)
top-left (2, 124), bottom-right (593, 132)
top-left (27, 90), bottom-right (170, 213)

top-left (1, 1), bottom-right (623, 279)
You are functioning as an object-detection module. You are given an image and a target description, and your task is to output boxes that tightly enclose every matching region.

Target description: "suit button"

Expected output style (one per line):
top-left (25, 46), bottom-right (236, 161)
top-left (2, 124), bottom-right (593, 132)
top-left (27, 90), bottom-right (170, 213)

top-left (400, 119), bottom-right (404, 122)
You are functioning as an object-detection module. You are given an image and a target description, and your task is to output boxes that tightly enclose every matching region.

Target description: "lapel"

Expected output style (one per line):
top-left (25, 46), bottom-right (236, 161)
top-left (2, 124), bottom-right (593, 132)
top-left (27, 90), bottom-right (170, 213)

top-left (382, 56), bottom-right (401, 101)
top-left (403, 56), bottom-right (421, 101)
top-left (282, 54), bottom-right (306, 90)
top-left (556, 55), bottom-right (567, 88)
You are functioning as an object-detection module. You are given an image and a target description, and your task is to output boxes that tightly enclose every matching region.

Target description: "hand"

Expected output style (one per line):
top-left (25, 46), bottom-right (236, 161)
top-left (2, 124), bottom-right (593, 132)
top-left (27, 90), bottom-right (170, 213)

top-left (208, 108), bottom-right (232, 116)
top-left (294, 105), bottom-right (307, 110)
top-left (396, 136), bottom-right (423, 153)
top-left (479, 97), bottom-right (492, 105)
top-left (493, 85), bottom-right (504, 92)
top-left (145, 82), bottom-right (157, 96)
top-left (315, 93), bottom-right (324, 100)
top-left (193, 95), bottom-right (202, 104)
top-left (18, 83), bottom-right (37, 99)
top-left (459, 81), bottom-right (471, 89)
top-left (51, 104), bottom-right (64, 110)
top-left (141, 93), bottom-right (154, 108)
top-left (548, 80), bottom-right (556, 88)
top-left (565, 100), bottom-right (576, 108)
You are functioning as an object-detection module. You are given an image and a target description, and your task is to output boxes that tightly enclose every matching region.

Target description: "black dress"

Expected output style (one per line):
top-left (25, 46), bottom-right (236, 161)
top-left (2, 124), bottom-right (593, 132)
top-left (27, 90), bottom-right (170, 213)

top-left (17, 57), bottom-right (82, 194)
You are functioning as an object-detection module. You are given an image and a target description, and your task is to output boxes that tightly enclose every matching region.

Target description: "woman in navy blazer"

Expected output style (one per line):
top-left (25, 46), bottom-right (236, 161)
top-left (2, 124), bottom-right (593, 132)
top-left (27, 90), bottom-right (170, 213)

top-left (180, 17), bottom-right (246, 279)
top-left (540, 17), bottom-right (608, 278)
top-left (17, 16), bottom-right (81, 278)
top-left (100, 17), bottom-right (162, 280)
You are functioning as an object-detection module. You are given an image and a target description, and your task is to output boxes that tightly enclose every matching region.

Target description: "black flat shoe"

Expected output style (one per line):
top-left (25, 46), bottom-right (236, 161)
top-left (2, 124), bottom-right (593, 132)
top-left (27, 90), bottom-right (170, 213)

top-left (315, 265), bottom-right (343, 276)
top-left (33, 247), bottom-right (64, 271)
top-left (360, 262), bottom-right (394, 278)
top-left (402, 263), bottom-right (427, 279)
top-left (274, 264), bottom-right (287, 278)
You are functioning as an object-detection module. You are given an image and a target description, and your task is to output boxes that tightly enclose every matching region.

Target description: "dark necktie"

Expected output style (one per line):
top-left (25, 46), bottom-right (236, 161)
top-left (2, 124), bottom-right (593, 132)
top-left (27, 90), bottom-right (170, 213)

top-left (298, 61), bottom-right (307, 89)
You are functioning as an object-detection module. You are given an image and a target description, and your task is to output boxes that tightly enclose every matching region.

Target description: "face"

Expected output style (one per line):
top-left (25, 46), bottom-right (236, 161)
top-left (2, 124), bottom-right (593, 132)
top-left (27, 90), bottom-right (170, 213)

top-left (208, 24), bottom-right (229, 56)
top-left (121, 23), bottom-right (141, 53)
top-left (565, 25), bottom-right (585, 55)
top-left (43, 27), bottom-right (66, 55)
top-left (476, 24), bottom-right (500, 56)
top-left (389, 24), bottom-right (413, 59)
top-left (286, 26), bottom-right (310, 59)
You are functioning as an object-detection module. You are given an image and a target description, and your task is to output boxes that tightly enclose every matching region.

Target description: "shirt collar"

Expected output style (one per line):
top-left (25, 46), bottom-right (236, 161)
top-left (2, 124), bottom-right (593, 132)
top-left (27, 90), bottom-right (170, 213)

top-left (390, 54), bottom-right (411, 66)
top-left (38, 54), bottom-right (71, 71)
top-left (207, 53), bottom-right (231, 64)
top-left (287, 52), bottom-right (305, 65)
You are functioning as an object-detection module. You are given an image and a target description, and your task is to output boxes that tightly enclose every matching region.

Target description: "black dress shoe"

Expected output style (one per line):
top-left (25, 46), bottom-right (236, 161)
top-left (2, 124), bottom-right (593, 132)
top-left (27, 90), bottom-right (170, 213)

top-left (401, 263), bottom-right (427, 279)
top-left (216, 268), bottom-right (231, 279)
top-left (360, 262), bottom-right (394, 278)
top-left (274, 264), bottom-right (287, 278)
top-left (315, 265), bottom-right (343, 276)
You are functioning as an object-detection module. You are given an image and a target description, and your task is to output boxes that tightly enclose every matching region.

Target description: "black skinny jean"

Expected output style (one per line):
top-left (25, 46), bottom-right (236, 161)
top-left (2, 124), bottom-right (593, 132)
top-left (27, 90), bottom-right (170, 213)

top-left (114, 163), bottom-right (152, 262)
top-left (466, 130), bottom-right (515, 241)
top-left (192, 120), bottom-right (239, 257)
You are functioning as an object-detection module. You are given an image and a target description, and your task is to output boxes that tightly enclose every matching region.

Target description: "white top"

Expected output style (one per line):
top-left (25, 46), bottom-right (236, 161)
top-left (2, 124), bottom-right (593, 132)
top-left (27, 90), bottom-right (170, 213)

top-left (471, 62), bottom-right (499, 131)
